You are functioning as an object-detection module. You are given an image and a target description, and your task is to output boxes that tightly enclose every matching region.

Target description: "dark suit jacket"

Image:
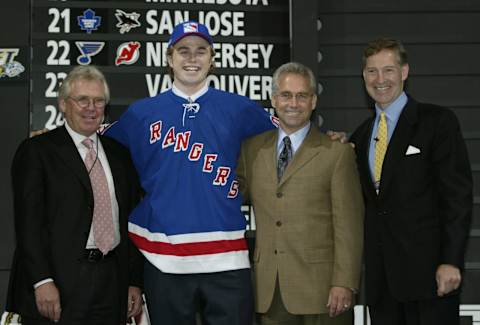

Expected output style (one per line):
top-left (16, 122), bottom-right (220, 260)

top-left (350, 96), bottom-right (472, 304)
top-left (6, 126), bottom-right (143, 322)
top-left (238, 126), bottom-right (364, 314)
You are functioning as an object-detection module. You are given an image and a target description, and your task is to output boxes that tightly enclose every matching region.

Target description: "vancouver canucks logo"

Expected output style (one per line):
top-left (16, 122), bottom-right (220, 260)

top-left (75, 41), bottom-right (105, 65)
top-left (77, 9), bottom-right (101, 34)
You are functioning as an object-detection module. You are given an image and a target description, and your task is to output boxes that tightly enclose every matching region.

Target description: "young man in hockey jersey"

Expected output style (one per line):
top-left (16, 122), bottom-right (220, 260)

top-left (105, 21), bottom-right (276, 324)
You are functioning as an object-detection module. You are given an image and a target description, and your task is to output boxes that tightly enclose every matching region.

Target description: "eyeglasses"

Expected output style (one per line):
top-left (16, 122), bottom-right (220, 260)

top-left (68, 96), bottom-right (107, 109)
top-left (276, 91), bottom-right (313, 103)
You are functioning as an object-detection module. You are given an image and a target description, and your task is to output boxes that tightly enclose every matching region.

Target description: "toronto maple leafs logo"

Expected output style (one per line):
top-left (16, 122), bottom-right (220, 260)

top-left (77, 9), bottom-right (101, 34)
top-left (115, 9), bottom-right (141, 34)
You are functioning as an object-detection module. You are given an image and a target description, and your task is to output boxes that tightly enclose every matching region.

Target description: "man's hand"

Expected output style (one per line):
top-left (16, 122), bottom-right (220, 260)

top-left (34, 282), bottom-right (61, 322)
top-left (127, 286), bottom-right (143, 320)
top-left (436, 264), bottom-right (462, 297)
top-left (29, 128), bottom-right (49, 138)
top-left (326, 286), bottom-right (353, 317)
top-left (326, 130), bottom-right (354, 147)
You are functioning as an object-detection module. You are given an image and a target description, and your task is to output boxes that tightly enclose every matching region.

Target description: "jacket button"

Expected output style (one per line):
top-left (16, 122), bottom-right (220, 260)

top-left (274, 249), bottom-right (278, 254)
top-left (276, 192), bottom-right (283, 198)
top-left (276, 221), bottom-right (282, 227)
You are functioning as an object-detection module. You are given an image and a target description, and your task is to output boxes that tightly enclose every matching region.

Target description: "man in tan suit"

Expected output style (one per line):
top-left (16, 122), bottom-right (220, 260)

top-left (237, 62), bottom-right (364, 324)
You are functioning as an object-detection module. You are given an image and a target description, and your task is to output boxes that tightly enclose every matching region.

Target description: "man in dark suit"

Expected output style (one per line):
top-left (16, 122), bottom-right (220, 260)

top-left (350, 37), bottom-right (472, 325)
top-left (6, 66), bottom-right (144, 324)
top-left (237, 62), bottom-right (364, 324)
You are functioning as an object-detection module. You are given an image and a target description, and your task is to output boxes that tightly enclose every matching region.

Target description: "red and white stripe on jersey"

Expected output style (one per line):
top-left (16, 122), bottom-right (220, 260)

top-left (128, 222), bottom-right (250, 274)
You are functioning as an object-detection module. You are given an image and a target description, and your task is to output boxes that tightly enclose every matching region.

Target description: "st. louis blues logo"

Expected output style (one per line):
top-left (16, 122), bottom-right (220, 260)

top-left (77, 9), bottom-right (101, 34)
top-left (75, 41), bottom-right (105, 65)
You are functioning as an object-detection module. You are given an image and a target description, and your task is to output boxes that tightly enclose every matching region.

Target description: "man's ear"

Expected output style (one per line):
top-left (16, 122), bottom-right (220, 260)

top-left (58, 99), bottom-right (66, 113)
top-left (311, 94), bottom-right (317, 111)
top-left (271, 94), bottom-right (278, 111)
top-left (401, 63), bottom-right (410, 81)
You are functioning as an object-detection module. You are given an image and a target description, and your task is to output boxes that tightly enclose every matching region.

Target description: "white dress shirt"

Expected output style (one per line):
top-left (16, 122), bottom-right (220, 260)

top-left (276, 122), bottom-right (311, 159)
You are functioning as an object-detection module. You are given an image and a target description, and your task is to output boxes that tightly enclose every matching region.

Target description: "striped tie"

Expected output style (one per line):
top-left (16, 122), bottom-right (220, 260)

top-left (374, 112), bottom-right (388, 190)
top-left (277, 136), bottom-right (292, 181)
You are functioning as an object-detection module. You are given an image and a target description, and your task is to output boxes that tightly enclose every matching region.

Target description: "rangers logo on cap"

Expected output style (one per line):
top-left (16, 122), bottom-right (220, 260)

top-left (168, 21), bottom-right (213, 48)
top-left (183, 22), bottom-right (199, 33)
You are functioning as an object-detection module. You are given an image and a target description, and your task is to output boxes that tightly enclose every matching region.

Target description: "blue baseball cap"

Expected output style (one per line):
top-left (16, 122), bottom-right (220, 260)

top-left (168, 21), bottom-right (213, 48)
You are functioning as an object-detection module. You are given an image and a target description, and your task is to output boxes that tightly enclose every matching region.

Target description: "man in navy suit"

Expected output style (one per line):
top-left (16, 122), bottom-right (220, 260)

top-left (350, 37), bottom-right (472, 325)
top-left (6, 66), bottom-right (143, 324)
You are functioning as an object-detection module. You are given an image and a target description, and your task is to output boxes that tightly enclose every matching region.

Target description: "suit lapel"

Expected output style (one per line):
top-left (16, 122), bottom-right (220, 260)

top-left (51, 127), bottom-right (92, 193)
top-left (378, 99), bottom-right (418, 198)
top-left (258, 130), bottom-right (278, 184)
top-left (355, 118), bottom-right (377, 199)
top-left (278, 127), bottom-right (322, 187)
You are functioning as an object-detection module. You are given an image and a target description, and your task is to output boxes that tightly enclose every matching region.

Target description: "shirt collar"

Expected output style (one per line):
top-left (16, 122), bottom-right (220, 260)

top-left (64, 121), bottom-right (98, 148)
top-left (277, 122), bottom-right (311, 156)
top-left (172, 82), bottom-right (209, 102)
top-left (375, 91), bottom-right (407, 123)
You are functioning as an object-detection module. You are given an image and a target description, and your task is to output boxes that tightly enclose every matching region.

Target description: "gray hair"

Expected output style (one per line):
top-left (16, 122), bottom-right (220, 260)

top-left (271, 62), bottom-right (317, 95)
top-left (58, 65), bottom-right (110, 103)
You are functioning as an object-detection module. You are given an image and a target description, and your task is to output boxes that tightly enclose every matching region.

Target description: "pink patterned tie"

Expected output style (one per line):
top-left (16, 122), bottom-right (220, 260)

top-left (82, 138), bottom-right (114, 255)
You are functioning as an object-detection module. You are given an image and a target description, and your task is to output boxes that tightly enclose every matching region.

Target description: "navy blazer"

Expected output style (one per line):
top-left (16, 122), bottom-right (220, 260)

top-left (6, 126), bottom-right (143, 321)
top-left (350, 96), bottom-right (472, 303)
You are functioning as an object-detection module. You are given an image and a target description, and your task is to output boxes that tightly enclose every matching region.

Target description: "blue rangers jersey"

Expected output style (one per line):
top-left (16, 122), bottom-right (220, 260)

top-left (105, 87), bottom-right (276, 274)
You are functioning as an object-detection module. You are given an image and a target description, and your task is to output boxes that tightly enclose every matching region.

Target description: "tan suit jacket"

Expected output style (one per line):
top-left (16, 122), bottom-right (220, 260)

top-left (237, 126), bottom-right (364, 315)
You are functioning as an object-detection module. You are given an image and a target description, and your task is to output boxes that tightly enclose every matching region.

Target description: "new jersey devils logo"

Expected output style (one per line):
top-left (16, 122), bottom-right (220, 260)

top-left (115, 41), bottom-right (141, 66)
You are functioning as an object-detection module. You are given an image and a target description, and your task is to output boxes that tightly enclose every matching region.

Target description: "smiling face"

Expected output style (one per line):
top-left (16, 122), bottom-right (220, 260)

top-left (167, 35), bottom-right (213, 95)
top-left (363, 49), bottom-right (409, 109)
top-left (272, 72), bottom-right (317, 135)
top-left (59, 78), bottom-right (105, 137)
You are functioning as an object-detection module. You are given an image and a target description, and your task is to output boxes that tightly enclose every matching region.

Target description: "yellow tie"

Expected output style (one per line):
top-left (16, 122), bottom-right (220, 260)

top-left (374, 112), bottom-right (388, 185)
